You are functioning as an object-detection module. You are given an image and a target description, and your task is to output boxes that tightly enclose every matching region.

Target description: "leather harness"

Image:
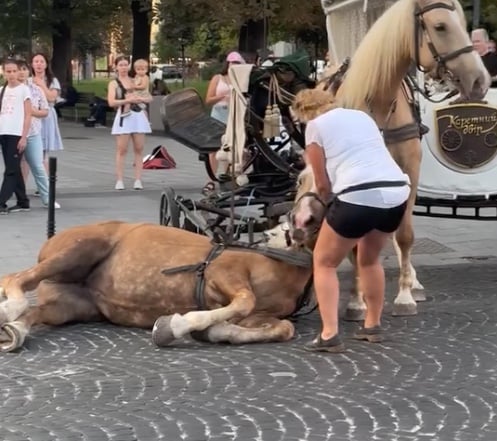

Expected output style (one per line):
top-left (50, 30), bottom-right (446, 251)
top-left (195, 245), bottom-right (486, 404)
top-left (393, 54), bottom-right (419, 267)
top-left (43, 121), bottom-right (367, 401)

top-left (161, 241), bottom-right (313, 315)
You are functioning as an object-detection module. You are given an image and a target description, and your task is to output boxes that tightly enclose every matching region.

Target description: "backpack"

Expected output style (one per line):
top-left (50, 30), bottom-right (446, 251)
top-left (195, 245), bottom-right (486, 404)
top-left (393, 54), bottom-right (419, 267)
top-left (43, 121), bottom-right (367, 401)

top-left (143, 145), bottom-right (176, 169)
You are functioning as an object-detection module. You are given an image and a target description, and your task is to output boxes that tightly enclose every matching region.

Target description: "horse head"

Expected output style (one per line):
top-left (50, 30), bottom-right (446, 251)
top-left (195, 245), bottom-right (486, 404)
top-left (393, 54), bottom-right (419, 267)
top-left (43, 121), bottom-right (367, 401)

top-left (413, 0), bottom-right (490, 100)
top-left (286, 165), bottom-right (327, 249)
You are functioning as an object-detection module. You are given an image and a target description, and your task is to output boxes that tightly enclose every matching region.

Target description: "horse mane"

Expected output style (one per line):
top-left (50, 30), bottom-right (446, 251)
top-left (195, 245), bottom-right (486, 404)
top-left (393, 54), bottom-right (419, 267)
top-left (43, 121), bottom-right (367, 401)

top-left (339, 0), bottom-right (416, 109)
top-left (295, 164), bottom-right (316, 199)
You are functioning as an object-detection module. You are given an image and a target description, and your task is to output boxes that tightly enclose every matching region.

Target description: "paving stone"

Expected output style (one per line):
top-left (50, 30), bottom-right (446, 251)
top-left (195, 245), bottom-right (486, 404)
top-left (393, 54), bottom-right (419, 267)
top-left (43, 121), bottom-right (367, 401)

top-left (0, 123), bottom-right (497, 440)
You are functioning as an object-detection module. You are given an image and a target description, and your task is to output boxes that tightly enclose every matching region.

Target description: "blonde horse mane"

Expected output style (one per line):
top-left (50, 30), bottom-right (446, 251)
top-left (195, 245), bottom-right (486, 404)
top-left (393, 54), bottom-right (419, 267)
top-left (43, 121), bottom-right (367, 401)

top-left (295, 164), bottom-right (316, 201)
top-left (339, 0), bottom-right (416, 109)
top-left (339, 0), bottom-right (467, 109)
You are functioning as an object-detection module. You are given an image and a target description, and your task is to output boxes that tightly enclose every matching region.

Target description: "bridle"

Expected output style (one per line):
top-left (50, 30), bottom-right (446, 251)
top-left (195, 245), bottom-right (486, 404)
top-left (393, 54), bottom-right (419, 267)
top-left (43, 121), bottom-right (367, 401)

top-left (289, 191), bottom-right (327, 239)
top-left (294, 191), bottom-right (327, 209)
top-left (414, 0), bottom-right (474, 79)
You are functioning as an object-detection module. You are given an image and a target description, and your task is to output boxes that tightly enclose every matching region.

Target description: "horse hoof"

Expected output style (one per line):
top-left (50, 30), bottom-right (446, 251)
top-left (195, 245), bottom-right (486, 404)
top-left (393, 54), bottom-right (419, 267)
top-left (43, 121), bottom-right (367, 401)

top-left (344, 308), bottom-right (366, 321)
top-left (413, 291), bottom-right (427, 302)
top-left (0, 321), bottom-right (27, 352)
top-left (392, 303), bottom-right (417, 316)
top-left (152, 315), bottom-right (176, 347)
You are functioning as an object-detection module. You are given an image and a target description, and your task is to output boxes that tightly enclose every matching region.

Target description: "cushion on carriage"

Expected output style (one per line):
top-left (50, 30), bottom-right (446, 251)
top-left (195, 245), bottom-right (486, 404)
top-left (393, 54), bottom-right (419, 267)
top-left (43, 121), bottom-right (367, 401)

top-left (160, 88), bottom-right (226, 154)
top-left (418, 89), bottom-right (497, 199)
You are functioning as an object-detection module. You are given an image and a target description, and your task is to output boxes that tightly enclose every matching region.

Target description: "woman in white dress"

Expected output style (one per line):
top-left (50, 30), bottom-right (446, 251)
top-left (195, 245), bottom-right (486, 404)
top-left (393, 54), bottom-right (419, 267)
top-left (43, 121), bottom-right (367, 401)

top-left (107, 55), bottom-right (152, 190)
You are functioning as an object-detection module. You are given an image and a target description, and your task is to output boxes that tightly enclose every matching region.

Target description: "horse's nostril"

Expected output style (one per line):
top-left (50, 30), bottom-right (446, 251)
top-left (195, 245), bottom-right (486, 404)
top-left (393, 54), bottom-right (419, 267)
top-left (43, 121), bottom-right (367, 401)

top-left (292, 229), bottom-right (305, 241)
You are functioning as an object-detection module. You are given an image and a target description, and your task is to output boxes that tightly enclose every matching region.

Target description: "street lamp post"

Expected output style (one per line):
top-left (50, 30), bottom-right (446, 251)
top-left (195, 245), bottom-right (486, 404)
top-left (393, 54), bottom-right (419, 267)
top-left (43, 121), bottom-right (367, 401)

top-left (27, 0), bottom-right (33, 60)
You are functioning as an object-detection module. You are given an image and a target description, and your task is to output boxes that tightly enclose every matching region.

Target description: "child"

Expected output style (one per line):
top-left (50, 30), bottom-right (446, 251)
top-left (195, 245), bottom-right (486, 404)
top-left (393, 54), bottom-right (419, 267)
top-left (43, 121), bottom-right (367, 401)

top-left (121, 59), bottom-right (152, 118)
top-left (0, 59), bottom-right (32, 214)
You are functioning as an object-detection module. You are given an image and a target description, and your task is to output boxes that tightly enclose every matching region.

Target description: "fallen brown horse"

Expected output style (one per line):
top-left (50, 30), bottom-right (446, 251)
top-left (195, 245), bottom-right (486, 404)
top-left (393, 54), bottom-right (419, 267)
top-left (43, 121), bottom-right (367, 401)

top-left (0, 221), bottom-right (313, 352)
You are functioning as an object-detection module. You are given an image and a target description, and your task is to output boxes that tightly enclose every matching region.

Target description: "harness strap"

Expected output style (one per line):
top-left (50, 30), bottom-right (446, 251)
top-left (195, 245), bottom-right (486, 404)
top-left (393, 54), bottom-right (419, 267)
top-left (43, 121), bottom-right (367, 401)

top-left (161, 241), bottom-right (312, 311)
top-left (162, 243), bottom-right (225, 310)
top-left (115, 78), bottom-right (127, 127)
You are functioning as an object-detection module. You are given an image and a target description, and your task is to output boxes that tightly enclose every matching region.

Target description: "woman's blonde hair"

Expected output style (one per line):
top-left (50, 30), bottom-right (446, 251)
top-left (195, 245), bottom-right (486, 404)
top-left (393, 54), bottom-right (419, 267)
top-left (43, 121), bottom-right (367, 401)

top-left (292, 89), bottom-right (338, 123)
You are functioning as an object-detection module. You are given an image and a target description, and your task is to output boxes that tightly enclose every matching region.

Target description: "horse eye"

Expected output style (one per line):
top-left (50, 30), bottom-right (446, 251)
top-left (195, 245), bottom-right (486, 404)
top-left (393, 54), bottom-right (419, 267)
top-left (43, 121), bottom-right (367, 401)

top-left (434, 23), bottom-right (446, 32)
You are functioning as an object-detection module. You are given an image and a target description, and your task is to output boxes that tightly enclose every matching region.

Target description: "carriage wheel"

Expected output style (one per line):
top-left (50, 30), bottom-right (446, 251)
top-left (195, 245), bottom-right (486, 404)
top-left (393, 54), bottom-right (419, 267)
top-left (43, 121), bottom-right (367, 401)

top-left (159, 187), bottom-right (180, 227)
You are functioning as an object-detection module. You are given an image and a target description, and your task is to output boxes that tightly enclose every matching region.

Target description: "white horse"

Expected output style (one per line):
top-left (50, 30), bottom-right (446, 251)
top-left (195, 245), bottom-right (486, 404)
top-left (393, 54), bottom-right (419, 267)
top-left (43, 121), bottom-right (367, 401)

top-left (288, 0), bottom-right (489, 319)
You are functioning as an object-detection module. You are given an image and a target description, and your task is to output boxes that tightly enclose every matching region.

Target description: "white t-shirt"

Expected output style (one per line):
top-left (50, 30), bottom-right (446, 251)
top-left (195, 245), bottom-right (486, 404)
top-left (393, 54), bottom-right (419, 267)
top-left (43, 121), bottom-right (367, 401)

top-left (0, 84), bottom-right (31, 136)
top-left (305, 108), bottom-right (410, 208)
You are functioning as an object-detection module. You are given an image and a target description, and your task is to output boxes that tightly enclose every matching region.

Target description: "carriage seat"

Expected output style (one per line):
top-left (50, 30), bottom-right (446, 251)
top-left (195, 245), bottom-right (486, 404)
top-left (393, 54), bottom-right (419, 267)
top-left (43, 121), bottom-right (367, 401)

top-left (161, 88), bottom-right (226, 155)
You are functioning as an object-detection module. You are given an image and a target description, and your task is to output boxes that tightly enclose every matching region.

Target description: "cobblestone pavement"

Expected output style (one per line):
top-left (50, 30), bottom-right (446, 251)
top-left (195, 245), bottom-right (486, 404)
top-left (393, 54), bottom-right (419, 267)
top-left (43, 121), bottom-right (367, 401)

top-left (0, 122), bottom-right (497, 440)
top-left (1, 263), bottom-right (497, 441)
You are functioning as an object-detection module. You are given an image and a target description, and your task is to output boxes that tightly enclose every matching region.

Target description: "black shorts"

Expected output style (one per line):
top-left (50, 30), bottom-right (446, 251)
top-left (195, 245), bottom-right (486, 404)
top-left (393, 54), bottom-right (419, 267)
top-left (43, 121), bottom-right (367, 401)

top-left (326, 198), bottom-right (408, 239)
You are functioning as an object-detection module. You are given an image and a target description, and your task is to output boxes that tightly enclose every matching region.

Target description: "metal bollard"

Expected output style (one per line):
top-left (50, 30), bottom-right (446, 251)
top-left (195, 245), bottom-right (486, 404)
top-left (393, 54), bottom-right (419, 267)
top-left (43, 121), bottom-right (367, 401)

top-left (47, 156), bottom-right (57, 239)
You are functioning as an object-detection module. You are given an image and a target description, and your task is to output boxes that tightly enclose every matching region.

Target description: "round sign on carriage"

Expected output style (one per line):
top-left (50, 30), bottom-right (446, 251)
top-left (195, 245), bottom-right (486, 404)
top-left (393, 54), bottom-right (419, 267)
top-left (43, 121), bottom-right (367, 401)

top-left (419, 89), bottom-right (497, 200)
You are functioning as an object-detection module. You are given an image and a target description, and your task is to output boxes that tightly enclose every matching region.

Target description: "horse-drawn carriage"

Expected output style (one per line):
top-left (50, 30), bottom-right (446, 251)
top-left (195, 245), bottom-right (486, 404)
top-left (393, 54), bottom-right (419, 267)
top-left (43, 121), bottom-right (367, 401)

top-left (158, 53), bottom-right (313, 243)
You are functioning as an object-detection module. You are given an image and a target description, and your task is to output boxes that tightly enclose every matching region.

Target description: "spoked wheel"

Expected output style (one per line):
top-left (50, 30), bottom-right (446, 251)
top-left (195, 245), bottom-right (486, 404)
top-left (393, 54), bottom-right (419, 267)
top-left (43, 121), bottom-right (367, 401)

top-left (159, 187), bottom-right (180, 227)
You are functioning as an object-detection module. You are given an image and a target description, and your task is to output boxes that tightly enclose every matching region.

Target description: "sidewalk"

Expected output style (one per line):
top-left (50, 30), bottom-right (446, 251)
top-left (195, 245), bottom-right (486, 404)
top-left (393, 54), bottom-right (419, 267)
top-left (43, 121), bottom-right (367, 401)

top-left (0, 121), bottom-right (496, 276)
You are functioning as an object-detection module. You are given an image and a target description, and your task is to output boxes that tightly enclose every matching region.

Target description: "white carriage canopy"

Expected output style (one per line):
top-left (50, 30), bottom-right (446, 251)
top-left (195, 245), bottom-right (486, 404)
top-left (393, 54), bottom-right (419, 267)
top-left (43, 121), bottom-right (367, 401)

top-left (323, 0), bottom-right (394, 64)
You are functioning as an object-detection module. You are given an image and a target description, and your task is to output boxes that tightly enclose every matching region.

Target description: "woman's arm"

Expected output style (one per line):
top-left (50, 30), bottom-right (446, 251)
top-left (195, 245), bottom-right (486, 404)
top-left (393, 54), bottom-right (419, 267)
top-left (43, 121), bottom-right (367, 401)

top-left (305, 142), bottom-right (331, 198)
top-left (33, 78), bottom-right (58, 102)
top-left (32, 108), bottom-right (48, 118)
top-left (18, 98), bottom-right (32, 151)
top-left (33, 85), bottom-right (49, 118)
top-left (205, 75), bottom-right (226, 106)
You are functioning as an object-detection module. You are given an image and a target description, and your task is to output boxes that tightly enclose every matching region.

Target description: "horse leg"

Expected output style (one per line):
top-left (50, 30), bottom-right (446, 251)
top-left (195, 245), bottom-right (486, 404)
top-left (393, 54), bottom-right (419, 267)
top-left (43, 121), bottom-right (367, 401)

top-left (392, 190), bottom-right (418, 316)
top-left (0, 281), bottom-right (103, 352)
top-left (190, 314), bottom-right (295, 344)
top-left (0, 237), bottom-right (113, 326)
top-left (388, 133), bottom-right (422, 316)
top-left (392, 236), bottom-right (425, 294)
top-left (344, 247), bottom-right (367, 321)
top-left (152, 279), bottom-right (256, 347)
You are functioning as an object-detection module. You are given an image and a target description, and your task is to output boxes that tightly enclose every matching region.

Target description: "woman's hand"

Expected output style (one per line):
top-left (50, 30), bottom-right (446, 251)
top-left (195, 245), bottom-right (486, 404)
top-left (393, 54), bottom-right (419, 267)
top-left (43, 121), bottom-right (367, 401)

top-left (33, 77), bottom-right (45, 88)
top-left (17, 136), bottom-right (27, 153)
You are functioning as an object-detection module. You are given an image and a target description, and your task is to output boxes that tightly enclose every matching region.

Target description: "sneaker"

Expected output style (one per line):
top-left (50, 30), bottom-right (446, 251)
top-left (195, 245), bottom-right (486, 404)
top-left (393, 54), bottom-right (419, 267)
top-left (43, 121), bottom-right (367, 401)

top-left (8, 204), bottom-right (30, 213)
top-left (115, 180), bottom-right (125, 190)
top-left (0, 206), bottom-right (8, 215)
top-left (33, 190), bottom-right (40, 197)
top-left (43, 201), bottom-right (61, 209)
top-left (352, 325), bottom-right (384, 343)
top-left (133, 179), bottom-right (143, 190)
top-left (304, 333), bottom-right (345, 353)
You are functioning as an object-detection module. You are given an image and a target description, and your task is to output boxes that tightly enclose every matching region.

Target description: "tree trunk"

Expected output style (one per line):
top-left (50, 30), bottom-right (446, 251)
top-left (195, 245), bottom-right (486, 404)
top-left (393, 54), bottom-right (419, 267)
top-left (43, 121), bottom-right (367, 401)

top-left (238, 19), bottom-right (267, 62)
top-left (131, 0), bottom-right (152, 62)
top-left (51, 0), bottom-right (72, 88)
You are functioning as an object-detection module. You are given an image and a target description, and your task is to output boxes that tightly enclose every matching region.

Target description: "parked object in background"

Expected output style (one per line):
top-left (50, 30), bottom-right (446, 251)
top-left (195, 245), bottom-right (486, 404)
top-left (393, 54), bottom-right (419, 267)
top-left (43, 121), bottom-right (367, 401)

top-left (149, 64), bottom-right (183, 83)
